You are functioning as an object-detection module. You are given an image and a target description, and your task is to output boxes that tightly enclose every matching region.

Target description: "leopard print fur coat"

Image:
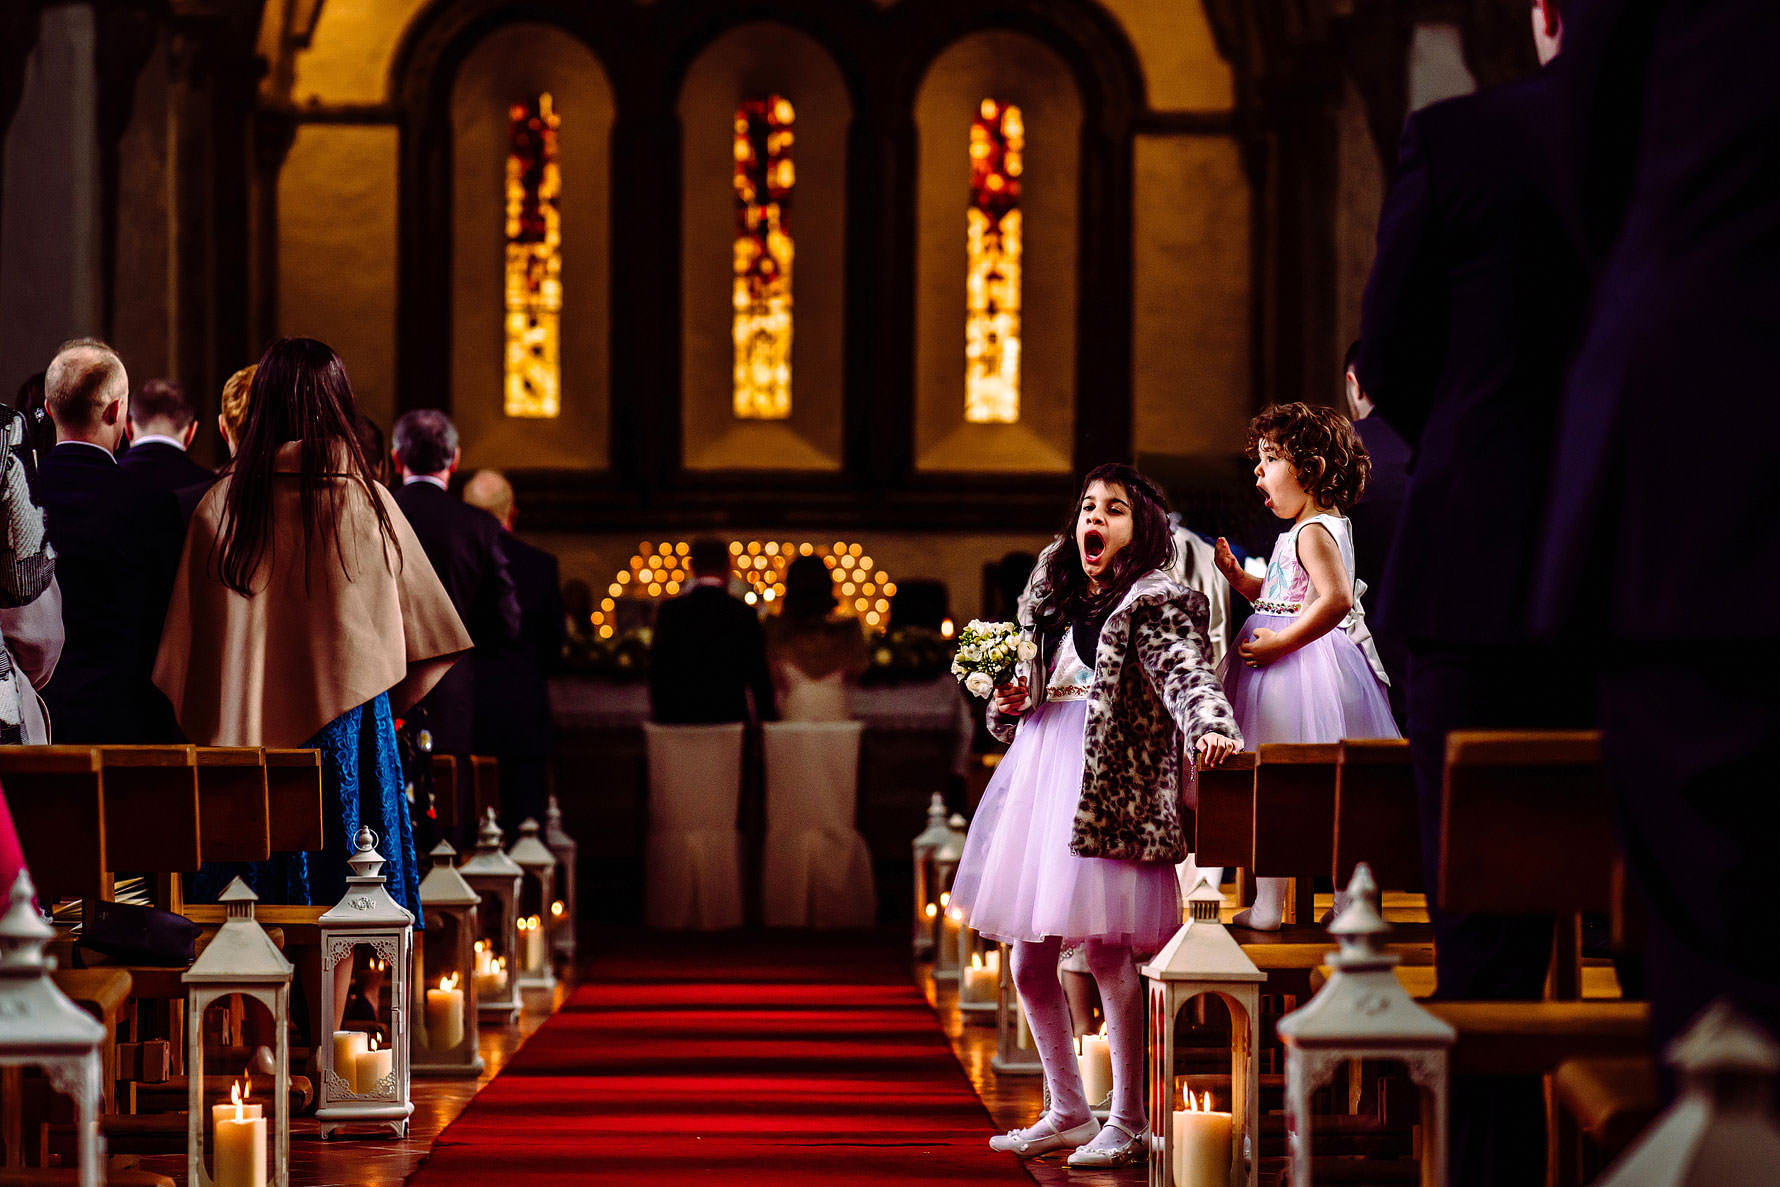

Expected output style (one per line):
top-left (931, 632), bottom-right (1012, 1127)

top-left (988, 553), bottom-right (1242, 863)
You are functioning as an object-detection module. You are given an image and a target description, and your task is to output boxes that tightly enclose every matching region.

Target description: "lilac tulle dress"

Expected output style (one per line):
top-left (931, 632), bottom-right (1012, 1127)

top-left (949, 630), bottom-right (1180, 952)
top-left (1219, 514), bottom-right (1399, 745)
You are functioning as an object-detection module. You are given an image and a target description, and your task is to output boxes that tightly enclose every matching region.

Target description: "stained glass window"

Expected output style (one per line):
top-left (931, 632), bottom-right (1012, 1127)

top-left (732, 96), bottom-right (795, 420)
top-left (504, 94), bottom-right (562, 419)
top-left (966, 99), bottom-right (1023, 424)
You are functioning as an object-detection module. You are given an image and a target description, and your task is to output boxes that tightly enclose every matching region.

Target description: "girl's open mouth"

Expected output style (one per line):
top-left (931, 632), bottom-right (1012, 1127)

top-left (1083, 530), bottom-right (1106, 563)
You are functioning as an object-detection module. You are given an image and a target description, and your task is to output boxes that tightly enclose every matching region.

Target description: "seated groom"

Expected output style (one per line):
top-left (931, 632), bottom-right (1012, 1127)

top-left (649, 538), bottom-right (776, 725)
top-left (119, 378), bottom-right (213, 497)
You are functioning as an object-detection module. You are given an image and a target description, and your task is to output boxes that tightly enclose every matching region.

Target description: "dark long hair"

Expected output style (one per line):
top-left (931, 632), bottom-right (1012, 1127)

top-left (216, 337), bottom-right (400, 596)
top-left (1031, 463), bottom-right (1176, 637)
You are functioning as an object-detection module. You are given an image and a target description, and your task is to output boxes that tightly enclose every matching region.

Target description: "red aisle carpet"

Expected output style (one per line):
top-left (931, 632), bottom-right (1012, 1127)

top-left (407, 930), bottom-right (1032, 1185)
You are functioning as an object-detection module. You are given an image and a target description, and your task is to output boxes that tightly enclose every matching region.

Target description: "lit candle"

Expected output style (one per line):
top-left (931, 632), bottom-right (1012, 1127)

top-left (425, 972), bottom-right (464, 1051)
top-left (210, 1076), bottom-right (263, 1131)
top-left (475, 955), bottom-right (508, 1000)
top-left (1076, 1027), bottom-right (1113, 1107)
top-left (354, 1033), bottom-right (392, 1095)
top-left (1171, 1090), bottom-right (1232, 1187)
top-left (939, 898), bottom-right (962, 959)
top-left (332, 1030), bottom-right (367, 1084)
top-left (214, 1080), bottom-right (266, 1187)
top-left (962, 950), bottom-right (999, 1003)
top-left (519, 914), bottom-right (545, 972)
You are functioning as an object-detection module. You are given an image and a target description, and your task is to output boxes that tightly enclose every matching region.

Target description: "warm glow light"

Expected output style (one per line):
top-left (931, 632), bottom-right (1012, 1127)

top-left (551, 901), bottom-right (565, 917)
top-left (733, 95), bottom-right (795, 419)
top-left (939, 892), bottom-right (950, 907)
top-left (590, 539), bottom-right (896, 631)
top-left (504, 94), bottom-right (563, 419)
top-left (925, 903), bottom-right (938, 919)
top-left (940, 618), bottom-right (956, 639)
top-left (966, 99), bottom-right (1023, 424)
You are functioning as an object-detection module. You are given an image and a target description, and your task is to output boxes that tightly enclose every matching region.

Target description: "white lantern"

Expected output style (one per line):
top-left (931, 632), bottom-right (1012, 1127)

top-left (956, 923), bottom-right (997, 1020)
top-left (543, 795), bottom-right (578, 962)
top-left (932, 814), bottom-right (968, 983)
top-left (316, 828), bottom-right (415, 1140)
top-left (992, 940), bottom-right (1042, 1075)
top-left (0, 871), bottom-right (105, 1187)
top-left (507, 818), bottom-right (557, 992)
top-left (911, 793), bottom-right (961, 957)
top-left (1140, 877), bottom-right (1265, 1187)
top-left (412, 842), bottom-right (484, 1077)
top-left (459, 808), bottom-right (522, 1024)
top-left (1596, 1001), bottom-right (1780, 1185)
top-left (184, 878), bottom-right (293, 1187)
top-left (1277, 863), bottom-right (1456, 1187)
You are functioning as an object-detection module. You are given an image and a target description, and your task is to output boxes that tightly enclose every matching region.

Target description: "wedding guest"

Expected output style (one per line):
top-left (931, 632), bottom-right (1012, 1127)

top-left (1342, 342), bottom-right (1410, 726)
top-left (155, 336), bottom-right (470, 926)
top-left (763, 554), bottom-right (867, 722)
top-left (120, 379), bottom-right (212, 495)
top-left (0, 404), bottom-right (58, 744)
top-left (1356, 2), bottom-right (1588, 1178)
top-left (10, 372), bottom-right (50, 497)
top-left (391, 410), bottom-right (520, 840)
top-left (216, 364), bottom-right (255, 456)
top-left (354, 414), bottom-right (389, 485)
top-left (1167, 517), bottom-right (1233, 669)
top-left (37, 338), bottom-right (183, 743)
top-left (462, 468), bottom-right (564, 828)
top-left (650, 537), bottom-right (776, 725)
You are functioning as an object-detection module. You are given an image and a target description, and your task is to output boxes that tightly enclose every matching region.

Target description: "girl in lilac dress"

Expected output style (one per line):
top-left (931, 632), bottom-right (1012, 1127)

top-left (950, 464), bottom-right (1241, 1169)
top-left (1214, 403), bottom-right (1400, 930)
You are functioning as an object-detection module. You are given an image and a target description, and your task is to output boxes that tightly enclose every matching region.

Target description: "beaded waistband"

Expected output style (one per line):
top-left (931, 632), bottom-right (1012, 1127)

top-left (1046, 683), bottom-right (1091, 702)
top-left (1252, 599), bottom-right (1302, 615)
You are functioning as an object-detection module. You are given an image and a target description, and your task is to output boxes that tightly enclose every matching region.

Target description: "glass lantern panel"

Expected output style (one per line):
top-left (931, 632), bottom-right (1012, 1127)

top-left (199, 995), bottom-right (277, 1186)
top-left (335, 942), bottom-right (397, 1095)
top-left (418, 914), bottom-right (468, 1052)
top-left (1168, 990), bottom-right (1237, 1105)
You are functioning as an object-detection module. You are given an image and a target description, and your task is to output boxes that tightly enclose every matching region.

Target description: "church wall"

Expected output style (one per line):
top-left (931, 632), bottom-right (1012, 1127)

top-left (288, 0), bottom-right (431, 106)
top-left (1098, 0), bottom-right (1234, 112)
top-left (451, 23), bottom-right (612, 472)
top-left (277, 124), bottom-right (399, 428)
top-left (111, 35), bottom-right (174, 385)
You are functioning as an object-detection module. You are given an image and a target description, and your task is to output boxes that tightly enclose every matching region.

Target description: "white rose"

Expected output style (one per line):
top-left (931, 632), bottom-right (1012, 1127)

top-left (1018, 639), bottom-right (1037, 661)
top-left (965, 671), bottom-right (993, 698)
top-left (951, 660), bottom-right (966, 678)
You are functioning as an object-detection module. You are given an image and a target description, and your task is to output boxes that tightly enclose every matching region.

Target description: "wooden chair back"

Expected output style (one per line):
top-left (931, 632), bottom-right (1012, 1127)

top-left (0, 746), bottom-right (108, 907)
top-left (1193, 750), bottom-right (1256, 870)
top-left (431, 753), bottom-right (459, 838)
top-left (471, 755), bottom-right (500, 824)
top-left (263, 748), bottom-right (325, 853)
top-left (195, 747), bottom-right (270, 863)
top-left (95, 747), bottom-right (200, 908)
top-left (1253, 743), bottom-right (1340, 923)
top-left (1335, 739), bottom-right (1421, 891)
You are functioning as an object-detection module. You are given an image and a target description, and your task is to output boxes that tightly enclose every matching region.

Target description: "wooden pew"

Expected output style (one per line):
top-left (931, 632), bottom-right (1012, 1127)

top-left (0, 748), bottom-right (109, 924)
top-left (1334, 739), bottom-right (1421, 894)
top-left (431, 753), bottom-right (459, 841)
top-left (1194, 750), bottom-right (1256, 891)
top-left (263, 749), bottom-right (324, 854)
top-left (94, 747), bottom-right (200, 915)
top-left (471, 755), bottom-right (500, 825)
top-left (1252, 743), bottom-right (1340, 925)
top-left (194, 748), bottom-right (269, 864)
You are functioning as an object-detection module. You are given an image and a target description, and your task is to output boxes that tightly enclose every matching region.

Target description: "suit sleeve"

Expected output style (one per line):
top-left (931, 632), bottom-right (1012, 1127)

top-left (474, 521), bottom-right (522, 645)
top-left (1134, 597), bottom-right (1242, 755)
top-left (1356, 112), bottom-right (1444, 447)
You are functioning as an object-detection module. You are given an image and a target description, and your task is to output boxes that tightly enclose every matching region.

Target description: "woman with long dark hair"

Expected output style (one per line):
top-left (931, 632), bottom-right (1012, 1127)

top-left (764, 554), bottom-right (869, 721)
top-left (155, 337), bottom-right (470, 921)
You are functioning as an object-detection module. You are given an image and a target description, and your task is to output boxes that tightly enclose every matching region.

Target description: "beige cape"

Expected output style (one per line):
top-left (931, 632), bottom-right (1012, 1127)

top-left (153, 446), bottom-right (472, 747)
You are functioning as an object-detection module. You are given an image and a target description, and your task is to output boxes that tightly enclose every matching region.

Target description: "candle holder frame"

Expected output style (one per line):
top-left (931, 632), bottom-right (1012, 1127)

top-left (991, 940), bottom-right (1042, 1074)
top-left (315, 828), bottom-right (415, 1140)
top-left (543, 795), bottom-right (578, 962)
top-left (910, 793), bottom-right (961, 957)
top-left (459, 808), bottom-right (522, 1024)
top-left (507, 817), bottom-right (558, 991)
top-left (931, 814), bottom-right (967, 983)
top-left (956, 922), bottom-right (996, 1019)
top-left (413, 841), bottom-right (484, 1077)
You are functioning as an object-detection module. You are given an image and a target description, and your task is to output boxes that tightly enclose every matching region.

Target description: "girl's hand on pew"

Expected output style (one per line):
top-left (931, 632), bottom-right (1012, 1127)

top-left (1196, 732), bottom-right (1239, 768)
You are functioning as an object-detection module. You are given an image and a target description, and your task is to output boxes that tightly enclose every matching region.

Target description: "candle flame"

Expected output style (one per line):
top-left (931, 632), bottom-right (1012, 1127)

top-left (230, 1078), bottom-right (245, 1122)
top-left (475, 940), bottom-right (486, 953)
top-left (970, 953), bottom-right (983, 970)
top-left (439, 973), bottom-right (458, 992)
top-left (551, 901), bottom-right (565, 917)
top-left (368, 1034), bottom-right (379, 1053)
top-left (939, 892), bottom-right (950, 907)
top-left (924, 903), bottom-right (938, 919)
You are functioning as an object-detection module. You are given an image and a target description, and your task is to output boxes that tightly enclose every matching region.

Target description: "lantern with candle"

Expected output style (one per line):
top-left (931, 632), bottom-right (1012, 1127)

top-left (991, 941), bottom-right (1042, 1075)
top-left (931, 816), bottom-right (968, 983)
top-left (0, 871), bottom-right (106, 1187)
top-left (1277, 864), bottom-right (1454, 1187)
top-left (412, 841), bottom-right (483, 1077)
top-left (1139, 876), bottom-right (1264, 1187)
top-left (316, 828), bottom-right (415, 1140)
top-left (956, 926), bottom-right (997, 1019)
top-left (544, 795), bottom-right (578, 962)
top-left (911, 793), bottom-right (964, 957)
top-left (183, 878), bottom-right (292, 1187)
top-left (507, 817), bottom-right (557, 991)
top-left (459, 808), bottom-right (522, 1024)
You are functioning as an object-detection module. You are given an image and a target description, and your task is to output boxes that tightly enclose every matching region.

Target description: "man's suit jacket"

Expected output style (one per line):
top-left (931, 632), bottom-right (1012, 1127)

top-left (473, 533), bottom-right (564, 758)
top-left (649, 583), bottom-right (777, 725)
top-left (37, 443), bottom-right (184, 742)
top-left (1357, 68), bottom-right (1588, 646)
top-left (1349, 417), bottom-right (1411, 711)
top-left (119, 440), bottom-right (213, 499)
top-left (391, 479), bottom-right (520, 755)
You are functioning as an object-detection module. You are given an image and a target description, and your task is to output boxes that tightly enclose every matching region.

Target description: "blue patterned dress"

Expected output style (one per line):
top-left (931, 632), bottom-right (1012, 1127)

top-left (192, 693), bottom-right (423, 926)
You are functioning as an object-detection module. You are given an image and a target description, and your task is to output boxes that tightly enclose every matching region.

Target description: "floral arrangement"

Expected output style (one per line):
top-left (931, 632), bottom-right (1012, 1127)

top-left (949, 619), bottom-right (1036, 698)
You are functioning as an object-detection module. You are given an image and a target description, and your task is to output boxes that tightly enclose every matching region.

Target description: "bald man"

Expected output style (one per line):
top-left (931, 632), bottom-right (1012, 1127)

top-left (37, 339), bottom-right (183, 743)
top-left (462, 469), bottom-right (564, 828)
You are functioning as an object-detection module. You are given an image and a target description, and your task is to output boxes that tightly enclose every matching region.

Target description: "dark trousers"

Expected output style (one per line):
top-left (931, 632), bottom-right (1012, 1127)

top-left (1600, 650), bottom-right (1780, 1086)
top-left (1407, 645), bottom-right (1589, 1187)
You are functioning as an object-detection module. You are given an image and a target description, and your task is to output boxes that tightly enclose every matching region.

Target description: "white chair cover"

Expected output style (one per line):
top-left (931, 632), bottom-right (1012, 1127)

top-left (642, 723), bottom-right (745, 930)
top-left (761, 721), bottom-right (875, 928)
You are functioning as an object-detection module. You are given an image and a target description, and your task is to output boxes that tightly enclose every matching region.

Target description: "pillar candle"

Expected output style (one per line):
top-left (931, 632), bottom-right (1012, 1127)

top-left (426, 976), bottom-right (464, 1050)
top-left (211, 1101), bottom-right (263, 1130)
top-left (1076, 1031), bottom-right (1113, 1106)
top-left (1171, 1096), bottom-right (1232, 1187)
top-left (521, 916), bottom-right (545, 972)
top-left (214, 1113), bottom-right (267, 1187)
top-left (962, 951), bottom-right (998, 1003)
top-left (354, 1041), bottom-right (393, 1095)
top-left (332, 1031), bottom-right (367, 1083)
top-left (475, 956), bottom-right (508, 1001)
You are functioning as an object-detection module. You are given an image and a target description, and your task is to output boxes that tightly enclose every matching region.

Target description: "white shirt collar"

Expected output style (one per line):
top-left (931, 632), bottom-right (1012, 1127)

top-left (129, 433), bottom-right (188, 452)
top-left (403, 474), bottom-right (449, 491)
top-left (57, 440), bottom-right (117, 463)
top-left (691, 575), bottom-right (727, 590)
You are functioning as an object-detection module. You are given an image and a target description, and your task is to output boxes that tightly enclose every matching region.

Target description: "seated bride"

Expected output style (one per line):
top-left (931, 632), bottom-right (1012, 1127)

top-left (764, 555), bottom-right (870, 723)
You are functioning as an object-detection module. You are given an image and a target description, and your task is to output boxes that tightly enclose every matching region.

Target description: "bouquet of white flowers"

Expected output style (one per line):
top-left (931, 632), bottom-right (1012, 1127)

top-left (949, 619), bottom-right (1039, 699)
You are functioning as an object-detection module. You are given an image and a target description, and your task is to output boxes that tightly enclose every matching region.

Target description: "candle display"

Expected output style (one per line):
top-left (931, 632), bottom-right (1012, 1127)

top-left (332, 1030), bottom-right (368, 1084)
top-left (961, 950), bottom-right (999, 1003)
top-left (473, 941), bottom-right (508, 998)
top-left (1076, 1027), bottom-right (1113, 1106)
top-left (214, 1080), bottom-right (267, 1187)
top-left (210, 1076), bottom-right (263, 1132)
top-left (425, 973), bottom-right (464, 1051)
top-left (1171, 1090), bottom-right (1232, 1187)
top-left (518, 914), bottom-right (545, 973)
top-left (354, 1034), bottom-right (392, 1095)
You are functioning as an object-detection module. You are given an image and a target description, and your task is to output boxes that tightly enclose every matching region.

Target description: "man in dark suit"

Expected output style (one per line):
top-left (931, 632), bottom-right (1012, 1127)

top-left (391, 410), bottom-right (520, 842)
top-left (649, 538), bottom-right (776, 725)
top-left (463, 469), bottom-right (564, 831)
top-left (1341, 342), bottom-right (1410, 727)
top-left (119, 378), bottom-right (212, 498)
top-left (1356, 2), bottom-right (1588, 1180)
top-left (37, 339), bottom-right (183, 743)
top-left (1538, 0), bottom-right (1780, 1063)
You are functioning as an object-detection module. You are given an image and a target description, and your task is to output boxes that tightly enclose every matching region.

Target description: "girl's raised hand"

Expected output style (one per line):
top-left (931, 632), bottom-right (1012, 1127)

top-left (992, 677), bottom-right (1030, 717)
top-left (1213, 536), bottom-right (1242, 582)
top-left (1196, 732), bottom-right (1239, 768)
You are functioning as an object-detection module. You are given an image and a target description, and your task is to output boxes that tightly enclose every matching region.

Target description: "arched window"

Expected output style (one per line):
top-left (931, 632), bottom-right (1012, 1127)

top-left (503, 94), bottom-right (562, 419)
top-left (966, 99), bottom-right (1023, 424)
top-left (732, 95), bottom-right (796, 420)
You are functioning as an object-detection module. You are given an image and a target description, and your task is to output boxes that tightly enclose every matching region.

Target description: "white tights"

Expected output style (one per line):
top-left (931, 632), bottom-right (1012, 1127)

top-left (1011, 936), bottom-right (1147, 1147)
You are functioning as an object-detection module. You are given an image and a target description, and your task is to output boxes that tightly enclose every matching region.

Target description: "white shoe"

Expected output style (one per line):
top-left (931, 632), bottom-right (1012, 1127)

top-left (1066, 1122), bottom-right (1148, 1168)
top-left (989, 1116), bottom-right (1099, 1157)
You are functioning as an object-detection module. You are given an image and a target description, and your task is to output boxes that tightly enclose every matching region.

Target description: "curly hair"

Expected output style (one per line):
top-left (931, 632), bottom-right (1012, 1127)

top-left (1245, 402), bottom-right (1371, 514)
top-left (1031, 463), bottom-right (1177, 637)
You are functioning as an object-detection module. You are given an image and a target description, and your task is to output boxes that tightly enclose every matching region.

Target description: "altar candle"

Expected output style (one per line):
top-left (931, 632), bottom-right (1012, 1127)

top-left (426, 972), bottom-right (464, 1050)
top-left (962, 950), bottom-right (998, 1003)
top-left (1171, 1090), bottom-right (1232, 1187)
top-left (214, 1081), bottom-right (266, 1187)
top-left (332, 1030), bottom-right (367, 1081)
top-left (1076, 1027), bottom-right (1113, 1106)
top-left (354, 1034), bottom-right (392, 1095)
